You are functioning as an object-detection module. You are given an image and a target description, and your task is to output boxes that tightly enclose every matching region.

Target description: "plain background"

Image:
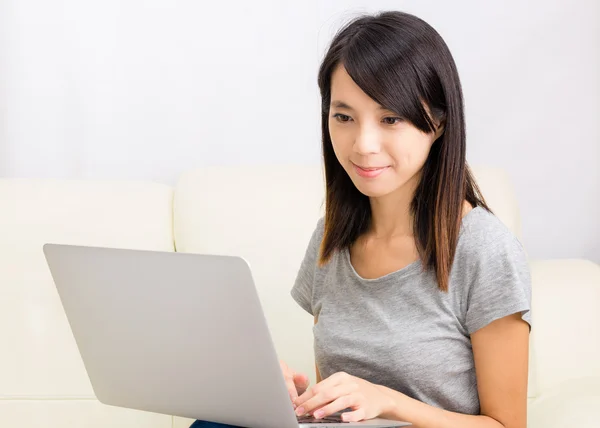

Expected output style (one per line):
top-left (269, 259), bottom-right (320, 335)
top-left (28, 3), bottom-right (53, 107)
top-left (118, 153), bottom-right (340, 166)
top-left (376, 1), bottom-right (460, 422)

top-left (0, 0), bottom-right (598, 263)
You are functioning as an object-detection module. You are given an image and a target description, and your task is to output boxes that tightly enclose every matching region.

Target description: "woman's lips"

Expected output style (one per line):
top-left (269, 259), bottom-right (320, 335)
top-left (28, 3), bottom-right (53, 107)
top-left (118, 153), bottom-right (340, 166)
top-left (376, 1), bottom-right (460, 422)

top-left (352, 163), bottom-right (389, 178)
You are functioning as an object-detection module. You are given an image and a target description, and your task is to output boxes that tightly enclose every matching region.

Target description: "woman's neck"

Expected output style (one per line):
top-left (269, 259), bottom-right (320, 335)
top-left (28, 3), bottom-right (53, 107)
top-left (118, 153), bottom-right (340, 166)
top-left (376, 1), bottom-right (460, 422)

top-left (368, 173), bottom-right (420, 239)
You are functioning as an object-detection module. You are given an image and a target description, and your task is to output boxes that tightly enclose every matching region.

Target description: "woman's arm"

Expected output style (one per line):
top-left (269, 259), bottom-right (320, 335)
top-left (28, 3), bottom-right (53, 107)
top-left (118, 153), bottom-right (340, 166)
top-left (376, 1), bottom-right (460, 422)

top-left (379, 313), bottom-right (529, 428)
top-left (315, 316), bottom-right (322, 383)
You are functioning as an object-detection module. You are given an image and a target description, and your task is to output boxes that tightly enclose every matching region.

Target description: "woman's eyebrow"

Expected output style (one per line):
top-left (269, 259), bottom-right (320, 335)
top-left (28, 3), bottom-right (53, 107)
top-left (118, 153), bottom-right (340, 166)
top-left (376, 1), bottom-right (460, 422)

top-left (330, 100), bottom-right (388, 111)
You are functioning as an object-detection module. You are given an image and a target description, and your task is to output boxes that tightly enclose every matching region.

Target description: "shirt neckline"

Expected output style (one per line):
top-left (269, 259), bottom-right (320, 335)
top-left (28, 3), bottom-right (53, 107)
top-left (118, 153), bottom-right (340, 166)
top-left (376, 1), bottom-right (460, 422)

top-left (342, 206), bottom-right (485, 285)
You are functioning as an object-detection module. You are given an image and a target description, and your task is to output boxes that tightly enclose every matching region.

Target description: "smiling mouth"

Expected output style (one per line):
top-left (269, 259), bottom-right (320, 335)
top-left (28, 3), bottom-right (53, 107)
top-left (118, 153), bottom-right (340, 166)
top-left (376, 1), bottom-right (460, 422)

top-left (357, 166), bottom-right (385, 170)
top-left (351, 162), bottom-right (389, 178)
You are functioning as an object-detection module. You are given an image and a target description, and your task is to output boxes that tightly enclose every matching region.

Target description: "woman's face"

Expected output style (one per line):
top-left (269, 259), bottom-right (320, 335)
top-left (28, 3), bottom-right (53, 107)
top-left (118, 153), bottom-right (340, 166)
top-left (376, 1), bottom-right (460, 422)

top-left (328, 64), bottom-right (442, 199)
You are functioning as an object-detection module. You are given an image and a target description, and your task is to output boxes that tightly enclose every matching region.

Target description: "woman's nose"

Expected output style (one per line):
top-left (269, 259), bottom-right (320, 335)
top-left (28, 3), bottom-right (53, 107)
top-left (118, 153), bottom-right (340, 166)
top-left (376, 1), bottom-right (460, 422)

top-left (353, 127), bottom-right (382, 155)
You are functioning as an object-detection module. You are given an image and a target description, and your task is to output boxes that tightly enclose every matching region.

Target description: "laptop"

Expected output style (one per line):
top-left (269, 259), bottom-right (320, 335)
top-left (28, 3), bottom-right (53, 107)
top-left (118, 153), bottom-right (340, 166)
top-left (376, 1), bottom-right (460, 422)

top-left (43, 244), bottom-right (409, 428)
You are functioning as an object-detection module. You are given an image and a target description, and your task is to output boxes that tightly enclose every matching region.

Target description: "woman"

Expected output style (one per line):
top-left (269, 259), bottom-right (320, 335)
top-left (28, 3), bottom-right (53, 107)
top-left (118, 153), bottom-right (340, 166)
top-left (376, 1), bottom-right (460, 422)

top-left (192, 10), bottom-right (531, 428)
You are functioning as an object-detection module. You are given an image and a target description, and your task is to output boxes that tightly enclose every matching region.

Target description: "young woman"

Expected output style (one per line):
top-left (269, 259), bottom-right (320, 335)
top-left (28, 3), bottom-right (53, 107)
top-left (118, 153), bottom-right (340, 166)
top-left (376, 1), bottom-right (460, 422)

top-left (192, 10), bottom-right (531, 428)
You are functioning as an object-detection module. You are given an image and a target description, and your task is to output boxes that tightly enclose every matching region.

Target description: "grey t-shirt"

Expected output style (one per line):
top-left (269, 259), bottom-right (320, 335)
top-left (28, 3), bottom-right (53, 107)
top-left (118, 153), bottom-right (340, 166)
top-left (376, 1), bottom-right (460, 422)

top-left (290, 206), bottom-right (531, 415)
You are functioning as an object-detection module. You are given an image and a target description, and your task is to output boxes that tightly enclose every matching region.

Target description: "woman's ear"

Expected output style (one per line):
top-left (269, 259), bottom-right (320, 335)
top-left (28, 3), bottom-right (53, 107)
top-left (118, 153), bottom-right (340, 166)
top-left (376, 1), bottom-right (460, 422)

top-left (433, 120), bottom-right (445, 141)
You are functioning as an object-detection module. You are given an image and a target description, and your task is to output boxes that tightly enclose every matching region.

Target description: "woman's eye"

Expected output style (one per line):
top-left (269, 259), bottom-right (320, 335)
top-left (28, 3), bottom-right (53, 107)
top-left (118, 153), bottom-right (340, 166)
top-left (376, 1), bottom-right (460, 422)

top-left (333, 113), bottom-right (352, 123)
top-left (383, 117), bottom-right (403, 125)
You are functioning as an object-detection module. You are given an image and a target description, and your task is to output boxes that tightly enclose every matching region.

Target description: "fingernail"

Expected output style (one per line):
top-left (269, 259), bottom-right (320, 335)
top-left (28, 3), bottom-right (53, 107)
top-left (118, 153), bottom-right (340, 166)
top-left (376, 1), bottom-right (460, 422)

top-left (293, 403), bottom-right (297, 409)
top-left (295, 407), bottom-right (305, 416)
top-left (314, 410), bottom-right (324, 419)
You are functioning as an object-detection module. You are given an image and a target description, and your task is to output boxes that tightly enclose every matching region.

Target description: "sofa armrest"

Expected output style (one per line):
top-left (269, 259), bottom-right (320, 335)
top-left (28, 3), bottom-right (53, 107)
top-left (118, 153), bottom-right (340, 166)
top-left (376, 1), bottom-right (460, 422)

top-left (528, 259), bottom-right (600, 394)
top-left (528, 377), bottom-right (600, 428)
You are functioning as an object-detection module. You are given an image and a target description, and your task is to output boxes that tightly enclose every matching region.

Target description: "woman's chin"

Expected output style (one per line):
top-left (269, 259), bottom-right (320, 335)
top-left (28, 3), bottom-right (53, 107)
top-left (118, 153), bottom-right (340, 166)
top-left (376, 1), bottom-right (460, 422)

top-left (351, 180), bottom-right (395, 198)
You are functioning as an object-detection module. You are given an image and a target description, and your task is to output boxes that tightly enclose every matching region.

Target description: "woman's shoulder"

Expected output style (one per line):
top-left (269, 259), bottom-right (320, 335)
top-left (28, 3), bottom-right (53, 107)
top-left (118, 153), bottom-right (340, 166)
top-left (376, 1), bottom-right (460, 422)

top-left (458, 206), bottom-right (525, 254)
top-left (297, 216), bottom-right (327, 268)
top-left (308, 216), bottom-right (326, 249)
top-left (453, 206), bottom-right (532, 332)
top-left (453, 206), bottom-right (529, 282)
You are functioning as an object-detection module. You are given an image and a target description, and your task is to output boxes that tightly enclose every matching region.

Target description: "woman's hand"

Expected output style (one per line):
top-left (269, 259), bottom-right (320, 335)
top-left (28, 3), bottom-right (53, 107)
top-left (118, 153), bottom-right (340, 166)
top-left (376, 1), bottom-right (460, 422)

top-left (293, 371), bottom-right (394, 422)
top-left (280, 360), bottom-right (310, 404)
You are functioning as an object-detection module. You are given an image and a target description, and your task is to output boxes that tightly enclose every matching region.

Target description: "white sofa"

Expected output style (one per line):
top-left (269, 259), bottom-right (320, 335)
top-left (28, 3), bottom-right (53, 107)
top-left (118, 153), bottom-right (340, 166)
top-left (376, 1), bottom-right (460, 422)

top-left (1, 165), bottom-right (599, 428)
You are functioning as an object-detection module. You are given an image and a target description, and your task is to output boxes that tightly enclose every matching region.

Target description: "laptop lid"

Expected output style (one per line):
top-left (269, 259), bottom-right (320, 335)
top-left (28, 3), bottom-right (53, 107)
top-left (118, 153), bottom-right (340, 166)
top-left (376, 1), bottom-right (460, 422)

top-left (43, 243), bottom-right (299, 428)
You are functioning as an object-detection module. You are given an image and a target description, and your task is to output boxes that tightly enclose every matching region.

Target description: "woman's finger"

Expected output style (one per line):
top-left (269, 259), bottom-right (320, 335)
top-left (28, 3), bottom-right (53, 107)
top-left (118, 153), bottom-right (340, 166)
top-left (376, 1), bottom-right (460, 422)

top-left (294, 373), bottom-right (310, 395)
top-left (312, 394), bottom-right (357, 419)
top-left (341, 408), bottom-right (367, 422)
top-left (295, 371), bottom-right (350, 407)
top-left (295, 382), bottom-right (358, 416)
top-left (280, 360), bottom-right (302, 404)
top-left (286, 377), bottom-right (299, 403)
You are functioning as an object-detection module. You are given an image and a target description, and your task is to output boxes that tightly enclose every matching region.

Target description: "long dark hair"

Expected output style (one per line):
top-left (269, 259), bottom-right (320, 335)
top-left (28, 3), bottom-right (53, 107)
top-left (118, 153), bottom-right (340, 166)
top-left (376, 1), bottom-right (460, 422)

top-left (317, 11), bottom-right (489, 292)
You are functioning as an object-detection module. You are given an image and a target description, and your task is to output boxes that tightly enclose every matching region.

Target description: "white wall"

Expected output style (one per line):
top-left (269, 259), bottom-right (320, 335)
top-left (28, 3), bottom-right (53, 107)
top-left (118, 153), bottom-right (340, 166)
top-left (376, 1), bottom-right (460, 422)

top-left (1, 0), bottom-right (598, 263)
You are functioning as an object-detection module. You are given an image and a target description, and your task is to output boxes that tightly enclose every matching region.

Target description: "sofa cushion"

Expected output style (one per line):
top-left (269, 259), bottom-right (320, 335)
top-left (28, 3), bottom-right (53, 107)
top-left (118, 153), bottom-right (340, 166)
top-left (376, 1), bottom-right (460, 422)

top-left (0, 178), bottom-right (174, 427)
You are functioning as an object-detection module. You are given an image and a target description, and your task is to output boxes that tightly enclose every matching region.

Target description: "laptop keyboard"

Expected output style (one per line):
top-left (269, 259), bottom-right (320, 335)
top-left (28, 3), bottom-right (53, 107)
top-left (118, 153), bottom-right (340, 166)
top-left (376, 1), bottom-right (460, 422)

top-left (297, 414), bottom-right (348, 424)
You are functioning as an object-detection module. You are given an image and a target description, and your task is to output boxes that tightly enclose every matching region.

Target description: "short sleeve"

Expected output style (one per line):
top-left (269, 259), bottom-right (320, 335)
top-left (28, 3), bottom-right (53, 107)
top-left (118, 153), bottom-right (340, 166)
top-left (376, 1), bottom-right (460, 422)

top-left (463, 224), bottom-right (532, 335)
top-left (290, 217), bottom-right (325, 316)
